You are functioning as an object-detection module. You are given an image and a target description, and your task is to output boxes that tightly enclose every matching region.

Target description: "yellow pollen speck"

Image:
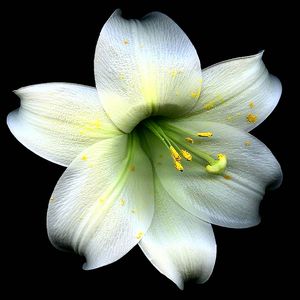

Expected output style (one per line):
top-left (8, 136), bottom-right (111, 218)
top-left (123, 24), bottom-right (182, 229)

top-left (119, 73), bottom-right (125, 80)
top-left (223, 174), bottom-right (232, 180)
top-left (79, 119), bottom-right (101, 135)
top-left (203, 100), bottom-right (215, 110)
top-left (81, 154), bottom-right (88, 161)
top-left (244, 140), bottom-right (252, 146)
top-left (249, 101), bottom-right (255, 108)
top-left (197, 132), bottom-right (213, 137)
top-left (123, 39), bottom-right (129, 45)
top-left (191, 88), bottom-right (201, 99)
top-left (136, 231), bottom-right (144, 239)
top-left (170, 146), bottom-right (181, 161)
top-left (98, 198), bottom-right (105, 205)
top-left (181, 149), bottom-right (192, 161)
top-left (247, 113), bottom-right (257, 123)
top-left (185, 137), bottom-right (194, 144)
top-left (170, 69), bottom-right (180, 78)
top-left (130, 165), bottom-right (136, 172)
top-left (174, 160), bottom-right (184, 172)
top-left (120, 199), bottom-right (126, 206)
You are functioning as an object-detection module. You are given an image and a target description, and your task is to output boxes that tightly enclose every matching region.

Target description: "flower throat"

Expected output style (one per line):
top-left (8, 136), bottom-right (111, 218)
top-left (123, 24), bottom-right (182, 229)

top-left (142, 119), bottom-right (227, 174)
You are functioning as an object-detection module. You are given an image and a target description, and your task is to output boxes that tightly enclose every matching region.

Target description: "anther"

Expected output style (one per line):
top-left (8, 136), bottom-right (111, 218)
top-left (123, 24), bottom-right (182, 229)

top-left (181, 149), bottom-right (192, 161)
top-left (170, 146), bottom-right (181, 161)
top-left (174, 160), bottom-right (184, 172)
top-left (197, 132), bottom-right (213, 137)
top-left (185, 137), bottom-right (194, 143)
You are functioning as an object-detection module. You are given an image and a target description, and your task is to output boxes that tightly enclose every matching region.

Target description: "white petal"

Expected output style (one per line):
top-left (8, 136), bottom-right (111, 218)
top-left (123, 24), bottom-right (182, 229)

top-left (47, 134), bottom-right (154, 269)
top-left (94, 10), bottom-right (202, 133)
top-left (139, 177), bottom-right (216, 290)
top-left (7, 83), bottom-right (121, 167)
top-left (143, 120), bottom-right (282, 228)
top-left (186, 52), bottom-right (282, 131)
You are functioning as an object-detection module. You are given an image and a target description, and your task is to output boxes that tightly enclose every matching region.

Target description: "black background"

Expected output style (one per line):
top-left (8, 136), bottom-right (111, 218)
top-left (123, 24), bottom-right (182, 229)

top-left (1, 0), bottom-right (295, 298)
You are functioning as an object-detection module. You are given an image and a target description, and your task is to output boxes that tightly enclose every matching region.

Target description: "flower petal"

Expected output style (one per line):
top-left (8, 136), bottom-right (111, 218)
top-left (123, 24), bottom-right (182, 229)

top-left (47, 134), bottom-right (154, 269)
top-left (7, 83), bottom-right (121, 167)
top-left (139, 177), bottom-right (216, 290)
top-left (143, 120), bottom-right (282, 228)
top-left (94, 10), bottom-right (202, 133)
top-left (185, 52), bottom-right (282, 131)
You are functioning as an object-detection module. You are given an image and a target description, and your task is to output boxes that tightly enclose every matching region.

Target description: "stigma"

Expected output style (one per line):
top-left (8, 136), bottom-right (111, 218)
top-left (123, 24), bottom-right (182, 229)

top-left (206, 154), bottom-right (227, 174)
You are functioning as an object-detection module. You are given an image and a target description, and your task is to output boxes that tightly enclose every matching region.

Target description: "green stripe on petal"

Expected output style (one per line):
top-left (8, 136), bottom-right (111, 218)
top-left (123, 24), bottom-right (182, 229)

top-left (139, 177), bottom-right (216, 290)
top-left (47, 134), bottom-right (154, 269)
top-left (7, 83), bottom-right (121, 166)
top-left (94, 10), bottom-right (202, 133)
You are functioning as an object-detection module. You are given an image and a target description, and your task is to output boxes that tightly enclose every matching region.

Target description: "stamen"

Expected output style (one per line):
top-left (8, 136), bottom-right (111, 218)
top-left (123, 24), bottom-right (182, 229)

top-left (170, 146), bottom-right (181, 161)
top-left (206, 153), bottom-right (227, 174)
top-left (185, 137), bottom-right (194, 144)
top-left (181, 149), bottom-right (192, 161)
top-left (197, 132), bottom-right (213, 137)
top-left (173, 159), bottom-right (184, 172)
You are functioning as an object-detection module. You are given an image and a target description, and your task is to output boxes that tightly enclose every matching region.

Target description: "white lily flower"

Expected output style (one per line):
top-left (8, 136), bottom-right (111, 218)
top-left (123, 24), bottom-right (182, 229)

top-left (7, 10), bottom-right (282, 289)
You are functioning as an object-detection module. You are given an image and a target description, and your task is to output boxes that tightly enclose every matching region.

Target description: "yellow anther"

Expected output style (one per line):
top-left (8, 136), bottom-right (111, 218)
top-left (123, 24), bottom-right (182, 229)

top-left (181, 149), bottom-right (192, 161)
top-left (185, 137), bottom-right (194, 144)
top-left (249, 101), bottom-right (255, 108)
top-left (170, 146), bottom-right (181, 161)
top-left (244, 140), bottom-right (252, 146)
top-left (120, 199), bottom-right (126, 206)
top-left (223, 174), bottom-right (232, 180)
top-left (174, 160), bottom-right (184, 172)
top-left (123, 39), bottom-right (129, 45)
top-left (81, 154), bottom-right (88, 161)
top-left (247, 113), bottom-right (257, 123)
top-left (197, 132), bottom-right (213, 137)
top-left (136, 231), bottom-right (144, 240)
top-left (206, 153), bottom-right (227, 174)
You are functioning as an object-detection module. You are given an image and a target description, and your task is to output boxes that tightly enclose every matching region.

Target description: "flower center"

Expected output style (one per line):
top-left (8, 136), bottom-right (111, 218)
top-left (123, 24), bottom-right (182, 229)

top-left (142, 119), bottom-right (227, 174)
